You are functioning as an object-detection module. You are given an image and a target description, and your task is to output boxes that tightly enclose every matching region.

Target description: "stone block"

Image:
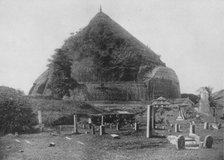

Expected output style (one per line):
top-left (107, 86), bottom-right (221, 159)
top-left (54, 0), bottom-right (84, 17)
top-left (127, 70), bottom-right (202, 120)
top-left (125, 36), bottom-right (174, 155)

top-left (203, 135), bottom-right (213, 148)
top-left (176, 135), bottom-right (185, 150)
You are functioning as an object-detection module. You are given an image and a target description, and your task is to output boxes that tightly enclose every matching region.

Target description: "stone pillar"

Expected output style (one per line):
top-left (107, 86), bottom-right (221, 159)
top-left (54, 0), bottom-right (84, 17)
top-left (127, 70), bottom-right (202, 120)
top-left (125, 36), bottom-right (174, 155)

top-left (178, 124), bottom-right (181, 131)
top-left (101, 115), bottom-right (104, 126)
top-left (38, 110), bottom-right (42, 124)
top-left (152, 106), bottom-right (155, 129)
top-left (37, 110), bottom-right (43, 132)
top-left (175, 124), bottom-right (179, 132)
top-left (100, 125), bottom-right (105, 135)
top-left (189, 124), bottom-right (195, 135)
top-left (88, 117), bottom-right (92, 129)
top-left (146, 105), bottom-right (153, 138)
top-left (73, 115), bottom-right (78, 134)
top-left (116, 123), bottom-right (120, 131)
top-left (134, 122), bottom-right (139, 131)
top-left (88, 117), bottom-right (92, 124)
top-left (204, 122), bottom-right (209, 130)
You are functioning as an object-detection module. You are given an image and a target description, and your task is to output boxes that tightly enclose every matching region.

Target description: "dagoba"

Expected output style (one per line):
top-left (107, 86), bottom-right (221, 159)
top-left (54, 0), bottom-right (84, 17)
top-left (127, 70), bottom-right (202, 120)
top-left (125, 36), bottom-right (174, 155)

top-left (29, 9), bottom-right (180, 101)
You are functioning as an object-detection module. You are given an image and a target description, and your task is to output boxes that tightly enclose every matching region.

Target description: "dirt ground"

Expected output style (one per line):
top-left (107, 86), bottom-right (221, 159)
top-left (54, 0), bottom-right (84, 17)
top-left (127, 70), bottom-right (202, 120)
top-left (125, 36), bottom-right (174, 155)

top-left (0, 121), bottom-right (223, 160)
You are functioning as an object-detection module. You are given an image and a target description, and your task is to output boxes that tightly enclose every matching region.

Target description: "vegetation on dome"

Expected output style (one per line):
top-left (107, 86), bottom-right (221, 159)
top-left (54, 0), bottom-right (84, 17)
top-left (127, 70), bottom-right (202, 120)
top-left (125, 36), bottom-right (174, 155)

top-left (48, 48), bottom-right (78, 99)
top-left (59, 12), bottom-right (164, 82)
top-left (31, 11), bottom-right (166, 98)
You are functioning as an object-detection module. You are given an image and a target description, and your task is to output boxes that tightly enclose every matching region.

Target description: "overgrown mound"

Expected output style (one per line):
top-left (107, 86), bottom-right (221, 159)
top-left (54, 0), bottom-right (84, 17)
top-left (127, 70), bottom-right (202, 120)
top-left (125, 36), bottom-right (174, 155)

top-left (66, 12), bottom-right (164, 82)
top-left (29, 11), bottom-right (165, 97)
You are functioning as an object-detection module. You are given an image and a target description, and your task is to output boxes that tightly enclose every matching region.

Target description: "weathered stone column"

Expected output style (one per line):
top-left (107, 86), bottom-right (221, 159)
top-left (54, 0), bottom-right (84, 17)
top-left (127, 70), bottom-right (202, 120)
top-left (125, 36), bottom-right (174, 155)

top-left (146, 105), bottom-right (153, 138)
top-left (73, 115), bottom-right (78, 134)
top-left (100, 125), bottom-right (105, 135)
top-left (152, 106), bottom-right (155, 129)
top-left (175, 124), bottom-right (179, 132)
top-left (101, 115), bottom-right (104, 126)
top-left (189, 123), bottom-right (195, 135)
top-left (88, 117), bottom-right (92, 129)
top-left (116, 123), bottom-right (120, 131)
top-left (37, 110), bottom-right (43, 132)
top-left (134, 122), bottom-right (139, 131)
top-left (38, 110), bottom-right (42, 124)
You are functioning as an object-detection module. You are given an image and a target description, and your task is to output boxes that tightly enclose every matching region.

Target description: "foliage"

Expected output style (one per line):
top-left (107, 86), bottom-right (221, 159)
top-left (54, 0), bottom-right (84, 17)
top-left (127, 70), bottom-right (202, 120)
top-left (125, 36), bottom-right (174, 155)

top-left (48, 49), bottom-right (77, 99)
top-left (0, 86), bottom-right (36, 134)
top-left (184, 107), bottom-right (197, 119)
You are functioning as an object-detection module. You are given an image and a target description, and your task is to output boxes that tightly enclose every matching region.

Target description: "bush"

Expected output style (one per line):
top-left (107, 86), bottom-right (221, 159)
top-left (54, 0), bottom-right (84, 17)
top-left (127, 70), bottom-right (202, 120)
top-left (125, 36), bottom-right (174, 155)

top-left (0, 86), bottom-right (36, 134)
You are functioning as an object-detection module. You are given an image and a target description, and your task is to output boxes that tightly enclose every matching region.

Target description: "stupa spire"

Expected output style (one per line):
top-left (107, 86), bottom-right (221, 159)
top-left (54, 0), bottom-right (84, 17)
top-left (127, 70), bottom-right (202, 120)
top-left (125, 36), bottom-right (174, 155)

top-left (100, 4), bottom-right (102, 13)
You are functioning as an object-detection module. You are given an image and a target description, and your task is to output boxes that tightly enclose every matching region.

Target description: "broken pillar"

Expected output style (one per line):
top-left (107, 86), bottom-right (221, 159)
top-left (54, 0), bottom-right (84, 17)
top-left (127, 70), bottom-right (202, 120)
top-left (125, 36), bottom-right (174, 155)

top-left (101, 115), bottom-right (104, 126)
top-left (73, 115), bottom-right (78, 134)
top-left (146, 105), bottom-right (153, 138)
top-left (100, 125), bottom-right (105, 135)
top-left (134, 122), bottom-right (139, 131)
top-left (175, 124), bottom-right (179, 132)
top-left (189, 123), bottom-right (195, 135)
top-left (37, 110), bottom-right (43, 132)
top-left (116, 123), bottom-right (120, 131)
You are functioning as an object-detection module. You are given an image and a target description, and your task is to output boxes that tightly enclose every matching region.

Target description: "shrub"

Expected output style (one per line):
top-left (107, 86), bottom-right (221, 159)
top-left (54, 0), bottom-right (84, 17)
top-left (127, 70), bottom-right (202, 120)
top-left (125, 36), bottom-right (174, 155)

top-left (0, 86), bottom-right (36, 134)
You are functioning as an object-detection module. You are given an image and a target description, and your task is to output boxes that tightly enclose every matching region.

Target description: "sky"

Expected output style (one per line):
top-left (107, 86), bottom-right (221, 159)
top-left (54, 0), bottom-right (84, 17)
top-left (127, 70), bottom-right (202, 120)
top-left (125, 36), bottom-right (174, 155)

top-left (0, 0), bottom-right (224, 95)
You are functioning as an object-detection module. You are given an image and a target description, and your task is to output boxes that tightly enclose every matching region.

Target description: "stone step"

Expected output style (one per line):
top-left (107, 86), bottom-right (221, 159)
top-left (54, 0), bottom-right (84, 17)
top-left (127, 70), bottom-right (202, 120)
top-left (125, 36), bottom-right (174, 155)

top-left (185, 146), bottom-right (200, 150)
top-left (185, 137), bottom-right (194, 141)
top-left (185, 141), bottom-right (199, 147)
top-left (185, 141), bottom-right (197, 145)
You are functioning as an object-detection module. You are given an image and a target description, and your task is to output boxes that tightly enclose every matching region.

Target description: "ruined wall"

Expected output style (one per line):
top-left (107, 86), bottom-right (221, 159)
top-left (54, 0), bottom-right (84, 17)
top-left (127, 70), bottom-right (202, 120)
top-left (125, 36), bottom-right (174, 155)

top-left (71, 82), bottom-right (149, 101)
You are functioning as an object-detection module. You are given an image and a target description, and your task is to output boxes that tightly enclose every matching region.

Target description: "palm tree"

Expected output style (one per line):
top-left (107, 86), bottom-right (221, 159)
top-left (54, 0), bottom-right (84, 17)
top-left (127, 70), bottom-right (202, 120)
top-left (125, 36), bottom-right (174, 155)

top-left (198, 86), bottom-right (223, 122)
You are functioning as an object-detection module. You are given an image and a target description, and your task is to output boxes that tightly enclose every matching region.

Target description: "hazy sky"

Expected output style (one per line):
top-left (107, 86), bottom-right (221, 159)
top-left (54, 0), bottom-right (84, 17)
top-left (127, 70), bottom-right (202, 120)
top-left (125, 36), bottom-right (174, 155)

top-left (0, 0), bottom-right (224, 94)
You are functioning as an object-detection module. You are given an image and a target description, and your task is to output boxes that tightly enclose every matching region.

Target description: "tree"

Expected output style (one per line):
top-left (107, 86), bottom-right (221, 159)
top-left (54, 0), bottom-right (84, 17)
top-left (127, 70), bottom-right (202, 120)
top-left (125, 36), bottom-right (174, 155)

top-left (0, 86), bottom-right (36, 134)
top-left (198, 86), bottom-right (222, 122)
top-left (48, 49), bottom-right (77, 99)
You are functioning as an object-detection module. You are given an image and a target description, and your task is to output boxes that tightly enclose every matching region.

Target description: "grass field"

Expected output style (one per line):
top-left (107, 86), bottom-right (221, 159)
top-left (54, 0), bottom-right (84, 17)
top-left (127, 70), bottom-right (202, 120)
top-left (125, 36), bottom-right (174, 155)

top-left (1, 99), bottom-right (224, 160)
top-left (0, 118), bottom-right (223, 160)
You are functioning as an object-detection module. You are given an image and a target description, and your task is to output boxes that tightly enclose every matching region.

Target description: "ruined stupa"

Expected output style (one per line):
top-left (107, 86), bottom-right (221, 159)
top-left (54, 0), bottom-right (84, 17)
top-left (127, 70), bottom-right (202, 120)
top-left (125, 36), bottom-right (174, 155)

top-left (29, 10), bottom-right (180, 100)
